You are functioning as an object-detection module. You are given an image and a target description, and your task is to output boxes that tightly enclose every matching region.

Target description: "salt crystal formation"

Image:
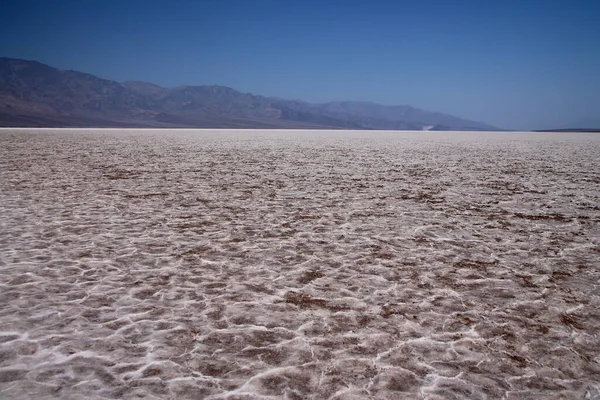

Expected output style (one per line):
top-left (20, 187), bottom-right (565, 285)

top-left (0, 129), bottom-right (599, 399)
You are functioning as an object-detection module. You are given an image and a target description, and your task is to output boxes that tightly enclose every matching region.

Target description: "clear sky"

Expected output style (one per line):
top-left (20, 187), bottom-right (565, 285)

top-left (1, 0), bottom-right (599, 130)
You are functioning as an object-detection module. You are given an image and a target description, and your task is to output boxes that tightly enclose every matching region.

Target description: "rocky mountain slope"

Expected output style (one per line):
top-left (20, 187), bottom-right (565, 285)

top-left (0, 57), bottom-right (499, 130)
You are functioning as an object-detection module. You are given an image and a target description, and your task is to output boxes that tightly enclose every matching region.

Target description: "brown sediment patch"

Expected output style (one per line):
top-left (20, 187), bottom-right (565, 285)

top-left (284, 291), bottom-right (351, 311)
top-left (297, 269), bottom-right (324, 284)
top-left (559, 313), bottom-right (584, 330)
top-left (124, 193), bottom-right (168, 199)
top-left (512, 212), bottom-right (571, 221)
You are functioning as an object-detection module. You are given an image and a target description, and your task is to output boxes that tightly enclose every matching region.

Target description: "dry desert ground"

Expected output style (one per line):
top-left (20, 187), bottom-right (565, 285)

top-left (0, 129), bottom-right (599, 399)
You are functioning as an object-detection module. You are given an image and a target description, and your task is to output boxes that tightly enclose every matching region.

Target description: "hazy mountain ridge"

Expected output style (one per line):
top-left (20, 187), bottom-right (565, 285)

top-left (534, 128), bottom-right (600, 133)
top-left (0, 57), bottom-right (499, 130)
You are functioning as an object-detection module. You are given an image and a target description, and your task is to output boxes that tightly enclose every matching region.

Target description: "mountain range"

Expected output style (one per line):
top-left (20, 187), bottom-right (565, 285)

top-left (0, 57), bottom-right (500, 130)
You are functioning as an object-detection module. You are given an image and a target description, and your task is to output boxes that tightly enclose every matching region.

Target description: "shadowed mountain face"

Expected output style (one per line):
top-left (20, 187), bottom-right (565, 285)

top-left (0, 57), bottom-right (499, 130)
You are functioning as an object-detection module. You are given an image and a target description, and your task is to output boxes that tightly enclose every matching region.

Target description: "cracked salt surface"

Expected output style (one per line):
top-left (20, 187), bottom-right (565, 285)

top-left (0, 128), bottom-right (599, 399)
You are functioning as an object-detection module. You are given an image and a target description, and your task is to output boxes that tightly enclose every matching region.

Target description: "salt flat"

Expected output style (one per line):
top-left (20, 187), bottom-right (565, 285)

top-left (0, 129), bottom-right (599, 399)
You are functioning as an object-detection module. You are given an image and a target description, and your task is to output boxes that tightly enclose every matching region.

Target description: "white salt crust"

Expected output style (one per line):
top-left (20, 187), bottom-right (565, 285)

top-left (0, 129), bottom-right (599, 399)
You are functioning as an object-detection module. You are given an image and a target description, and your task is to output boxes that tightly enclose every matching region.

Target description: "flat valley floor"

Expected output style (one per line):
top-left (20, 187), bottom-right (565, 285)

top-left (1, 129), bottom-right (599, 399)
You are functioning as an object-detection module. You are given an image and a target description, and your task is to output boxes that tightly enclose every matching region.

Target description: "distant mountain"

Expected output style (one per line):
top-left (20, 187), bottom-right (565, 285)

top-left (534, 118), bottom-right (600, 132)
top-left (533, 128), bottom-right (600, 133)
top-left (0, 57), bottom-right (500, 130)
top-left (287, 101), bottom-right (498, 131)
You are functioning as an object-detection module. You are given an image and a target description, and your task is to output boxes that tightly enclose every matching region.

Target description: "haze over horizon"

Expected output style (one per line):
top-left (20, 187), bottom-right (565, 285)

top-left (1, 0), bottom-right (599, 131)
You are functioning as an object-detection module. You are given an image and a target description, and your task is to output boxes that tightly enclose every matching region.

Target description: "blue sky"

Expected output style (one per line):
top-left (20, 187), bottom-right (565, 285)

top-left (1, 0), bottom-right (599, 130)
